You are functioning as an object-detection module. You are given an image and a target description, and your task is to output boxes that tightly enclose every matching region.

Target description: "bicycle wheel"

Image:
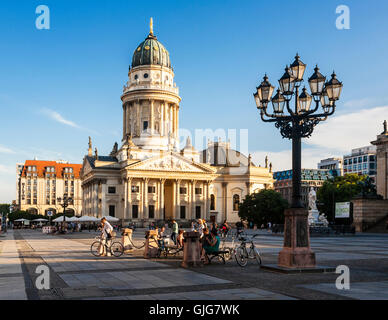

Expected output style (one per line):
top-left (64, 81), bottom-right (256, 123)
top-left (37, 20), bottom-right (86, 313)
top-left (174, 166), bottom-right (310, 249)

top-left (91, 241), bottom-right (103, 257)
top-left (110, 242), bottom-right (124, 257)
top-left (235, 246), bottom-right (248, 267)
top-left (254, 248), bottom-right (262, 266)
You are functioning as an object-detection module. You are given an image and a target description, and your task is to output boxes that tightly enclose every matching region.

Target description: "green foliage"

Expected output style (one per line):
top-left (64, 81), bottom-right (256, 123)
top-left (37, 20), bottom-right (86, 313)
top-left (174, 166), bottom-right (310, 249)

top-left (238, 189), bottom-right (288, 225)
top-left (317, 173), bottom-right (367, 221)
top-left (8, 210), bottom-right (46, 221)
top-left (0, 204), bottom-right (11, 215)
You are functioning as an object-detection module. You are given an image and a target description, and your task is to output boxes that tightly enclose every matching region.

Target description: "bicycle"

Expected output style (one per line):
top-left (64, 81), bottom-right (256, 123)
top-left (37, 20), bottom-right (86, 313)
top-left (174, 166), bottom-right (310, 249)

top-left (90, 235), bottom-right (124, 257)
top-left (234, 234), bottom-right (262, 267)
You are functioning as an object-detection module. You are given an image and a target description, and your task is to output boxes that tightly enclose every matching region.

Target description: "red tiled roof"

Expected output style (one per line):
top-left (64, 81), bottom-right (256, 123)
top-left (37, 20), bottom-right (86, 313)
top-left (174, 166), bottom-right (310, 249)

top-left (21, 160), bottom-right (82, 179)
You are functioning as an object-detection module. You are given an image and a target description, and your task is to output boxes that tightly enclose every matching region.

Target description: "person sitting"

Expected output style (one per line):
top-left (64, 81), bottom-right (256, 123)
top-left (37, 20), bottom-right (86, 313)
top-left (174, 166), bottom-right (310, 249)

top-left (157, 226), bottom-right (167, 250)
top-left (201, 228), bottom-right (220, 264)
top-left (177, 229), bottom-right (185, 248)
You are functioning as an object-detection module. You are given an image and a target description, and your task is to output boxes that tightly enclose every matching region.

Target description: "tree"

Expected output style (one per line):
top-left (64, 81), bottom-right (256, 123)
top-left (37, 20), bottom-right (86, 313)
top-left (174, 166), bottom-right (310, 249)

top-left (0, 204), bottom-right (11, 215)
top-left (238, 189), bottom-right (288, 226)
top-left (317, 173), bottom-right (367, 222)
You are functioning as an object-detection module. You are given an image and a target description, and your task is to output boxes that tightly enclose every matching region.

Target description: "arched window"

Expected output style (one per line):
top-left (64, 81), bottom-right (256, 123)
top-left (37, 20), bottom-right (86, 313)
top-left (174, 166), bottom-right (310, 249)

top-left (233, 194), bottom-right (240, 211)
top-left (210, 194), bottom-right (215, 211)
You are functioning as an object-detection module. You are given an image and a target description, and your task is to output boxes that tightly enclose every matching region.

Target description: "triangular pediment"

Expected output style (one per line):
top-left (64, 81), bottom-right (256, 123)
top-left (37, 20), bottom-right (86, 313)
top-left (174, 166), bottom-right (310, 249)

top-left (126, 153), bottom-right (215, 173)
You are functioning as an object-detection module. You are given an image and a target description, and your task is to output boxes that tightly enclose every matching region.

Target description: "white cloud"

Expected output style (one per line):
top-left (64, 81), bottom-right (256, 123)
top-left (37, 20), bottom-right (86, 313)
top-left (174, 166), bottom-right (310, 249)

top-left (41, 108), bottom-right (79, 128)
top-left (251, 147), bottom-right (340, 172)
top-left (306, 105), bottom-right (388, 153)
top-left (0, 164), bottom-right (14, 175)
top-left (0, 145), bottom-right (15, 154)
top-left (251, 105), bottom-right (388, 172)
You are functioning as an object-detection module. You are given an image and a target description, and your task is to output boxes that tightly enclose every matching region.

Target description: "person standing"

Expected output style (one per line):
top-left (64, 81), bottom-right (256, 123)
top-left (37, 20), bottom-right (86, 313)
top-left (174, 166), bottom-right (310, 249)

top-left (100, 217), bottom-right (113, 256)
top-left (171, 219), bottom-right (178, 245)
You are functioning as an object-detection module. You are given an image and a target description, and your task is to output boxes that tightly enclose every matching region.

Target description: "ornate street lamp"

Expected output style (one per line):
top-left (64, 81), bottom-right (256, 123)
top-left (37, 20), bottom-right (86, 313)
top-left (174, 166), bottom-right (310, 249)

top-left (57, 194), bottom-right (73, 234)
top-left (253, 54), bottom-right (342, 269)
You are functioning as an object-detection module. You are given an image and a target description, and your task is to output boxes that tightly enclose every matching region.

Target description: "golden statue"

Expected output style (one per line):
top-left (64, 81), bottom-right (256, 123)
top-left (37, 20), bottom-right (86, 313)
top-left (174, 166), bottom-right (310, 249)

top-left (150, 17), bottom-right (154, 35)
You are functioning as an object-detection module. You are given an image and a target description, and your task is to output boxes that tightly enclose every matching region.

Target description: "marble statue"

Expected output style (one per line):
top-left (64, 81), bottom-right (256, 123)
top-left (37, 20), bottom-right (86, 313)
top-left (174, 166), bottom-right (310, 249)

top-left (308, 187), bottom-right (317, 211)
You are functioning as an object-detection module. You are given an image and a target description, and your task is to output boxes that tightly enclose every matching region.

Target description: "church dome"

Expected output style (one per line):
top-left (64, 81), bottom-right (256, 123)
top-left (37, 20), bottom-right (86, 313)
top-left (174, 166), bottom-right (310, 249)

top-left (131, 32), bottom-right (171, 69)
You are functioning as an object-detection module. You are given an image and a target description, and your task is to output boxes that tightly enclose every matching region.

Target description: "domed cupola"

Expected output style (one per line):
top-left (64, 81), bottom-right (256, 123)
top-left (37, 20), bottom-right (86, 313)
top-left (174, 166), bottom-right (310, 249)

top-left (131, 18), bottom-right (171, 69)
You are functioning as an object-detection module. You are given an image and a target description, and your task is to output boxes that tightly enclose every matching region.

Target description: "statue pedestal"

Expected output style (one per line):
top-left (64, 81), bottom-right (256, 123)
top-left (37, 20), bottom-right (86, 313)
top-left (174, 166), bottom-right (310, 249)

top-left (181, 231), bottom-right (202, 268)
top-left (278, 208), bottom-right (316, 268)
top-left (143, 230), bottom-right (159, 258)
top-left (121, 228), bottom-right (133, 253)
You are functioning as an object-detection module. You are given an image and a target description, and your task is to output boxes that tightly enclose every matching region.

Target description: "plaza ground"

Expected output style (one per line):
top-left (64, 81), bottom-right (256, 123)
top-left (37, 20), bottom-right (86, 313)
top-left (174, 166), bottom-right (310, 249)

top-left (0, 229), bottom-right (388, 300)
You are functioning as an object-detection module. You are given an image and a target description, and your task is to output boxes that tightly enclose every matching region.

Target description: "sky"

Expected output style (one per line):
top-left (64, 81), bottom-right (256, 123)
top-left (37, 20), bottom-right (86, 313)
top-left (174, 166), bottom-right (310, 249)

top-left (1, 0), bottom-right (388, 203)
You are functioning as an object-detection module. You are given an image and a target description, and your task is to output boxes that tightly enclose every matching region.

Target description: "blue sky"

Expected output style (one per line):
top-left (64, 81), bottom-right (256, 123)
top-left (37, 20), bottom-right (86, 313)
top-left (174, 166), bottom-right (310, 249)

top-left (1, 0), bottom-right (388, 202)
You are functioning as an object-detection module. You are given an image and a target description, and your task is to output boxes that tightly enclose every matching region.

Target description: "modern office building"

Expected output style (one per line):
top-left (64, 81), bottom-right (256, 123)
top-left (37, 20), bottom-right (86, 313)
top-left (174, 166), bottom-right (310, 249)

top-left (318, 157), bottom-right (343, 176)
top-left (343, 146), bottom-right (377, 183)
top-left (17, 160), bottom-right (83, 215)
top-left (273, 169), bottom-right (337, 208)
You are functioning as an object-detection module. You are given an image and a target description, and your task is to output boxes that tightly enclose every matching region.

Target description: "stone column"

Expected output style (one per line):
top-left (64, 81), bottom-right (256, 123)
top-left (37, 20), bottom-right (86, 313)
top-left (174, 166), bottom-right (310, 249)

top-left (191, 180), bottom-right (196, 219)
top-left (136, 100), bottom-right (141, 137)
top-left (139, 179), bottom-right (144, 220)
top-left (123, 103), bottom-right (127, 140)
top-left (143, 178), bottom-right (149, 220)
top-left (172, 179), bottom-right (176, 220)
top-left (123, 178), bottom-right (128, 220)
top-left (222, 182), bottom-right (228, 222)
top-left (205, 181), bottom-right (211, 220)
top-left (150, 99), bottom-right (154, 135)
top-left (127, 178), bottom-right (132, 219)
top-left (160, 102), bottom-right (164, 136)
top-left (371, 133), bottom-right (388, 199)
top-left (159, 179), bottom-right (165, 220)
top-left (176, 179), bottom-right (181, 219)
top-left (188, 180), bottom-right (193, 220)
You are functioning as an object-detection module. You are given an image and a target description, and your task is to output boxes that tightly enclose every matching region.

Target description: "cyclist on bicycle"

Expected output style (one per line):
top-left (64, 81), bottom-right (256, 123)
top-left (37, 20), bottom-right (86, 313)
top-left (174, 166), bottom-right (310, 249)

top-left (100, 217), bottom-right (113, 255)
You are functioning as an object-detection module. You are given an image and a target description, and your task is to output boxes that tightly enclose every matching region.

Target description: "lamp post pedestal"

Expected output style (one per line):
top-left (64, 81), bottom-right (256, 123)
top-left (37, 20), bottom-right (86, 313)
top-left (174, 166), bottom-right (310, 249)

top-left (278, 208), bottom-right (316, 268)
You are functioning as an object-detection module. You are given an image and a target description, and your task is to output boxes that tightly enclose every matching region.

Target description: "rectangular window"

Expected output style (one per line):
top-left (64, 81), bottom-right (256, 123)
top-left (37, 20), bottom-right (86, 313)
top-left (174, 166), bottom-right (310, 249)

top-left (195, 206), bottom-right (201, 219)
top-left (344, 159), bottom-right (348, 165)
top-left (131, 185), bottom-right (140, 193)
top-left (180, 206), bottom-right (186, 219)
top-left (353, 158), bottom-right (357, 164)
top-left (143, 121), bottom-right (149, 131)
top-left (148, 186), bottom-right (156, 193)
top-left (179, 187), bottom-right (187, 194)
top-left (132, 205), bottom-right (139, 219)
top-left (349, 159), bottom-right (352, 164)
top-left (108, 186), bottom-right (116, 194)
top-left (363, 156), bottom-right (368, 162)
top-left (109, 205), bottom-right (115, 217)
top-left (149, 205), bottom-right (155, 219)
top-left (195, 188), bottom-right (202, 195)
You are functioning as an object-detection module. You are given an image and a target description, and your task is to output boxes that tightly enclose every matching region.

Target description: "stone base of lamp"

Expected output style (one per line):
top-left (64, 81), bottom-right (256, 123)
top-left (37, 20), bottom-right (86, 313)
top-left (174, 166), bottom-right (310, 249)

top-left (278, 208), bottom-right (316, 268)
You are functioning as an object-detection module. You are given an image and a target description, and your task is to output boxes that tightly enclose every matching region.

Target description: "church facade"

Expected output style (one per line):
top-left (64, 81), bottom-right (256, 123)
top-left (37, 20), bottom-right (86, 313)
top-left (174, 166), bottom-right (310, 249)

top-left (80, 21), bottom-right (274, 225)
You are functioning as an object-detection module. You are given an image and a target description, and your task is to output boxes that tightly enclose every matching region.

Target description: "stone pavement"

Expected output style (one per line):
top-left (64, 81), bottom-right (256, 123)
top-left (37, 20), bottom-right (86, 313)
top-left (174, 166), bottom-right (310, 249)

top-left (2, 229), bottom-right (388, 300)
top-left (0, 230), bottom-right (27, 300)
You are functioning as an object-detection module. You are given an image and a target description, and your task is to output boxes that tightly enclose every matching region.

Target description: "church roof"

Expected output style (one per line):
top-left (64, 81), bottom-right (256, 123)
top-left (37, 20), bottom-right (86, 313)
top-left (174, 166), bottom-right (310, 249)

top-left (201, 143), bottom-right (255, 167)
top-left (84, 156), bottom-right (119, 170)
top-left (131, 33), bottom-right (171, 69)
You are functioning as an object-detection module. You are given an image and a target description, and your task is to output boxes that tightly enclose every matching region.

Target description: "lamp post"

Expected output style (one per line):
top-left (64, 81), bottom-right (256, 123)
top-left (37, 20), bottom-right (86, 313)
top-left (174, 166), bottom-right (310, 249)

top-left (254, 54), bottom-right (342, 269)
top-left (57, 194), bottom-right (73, 234)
